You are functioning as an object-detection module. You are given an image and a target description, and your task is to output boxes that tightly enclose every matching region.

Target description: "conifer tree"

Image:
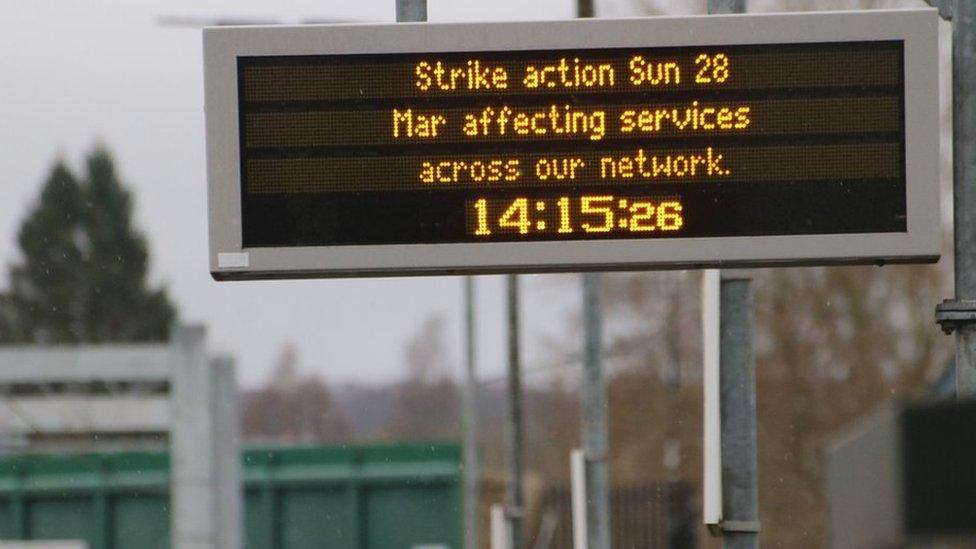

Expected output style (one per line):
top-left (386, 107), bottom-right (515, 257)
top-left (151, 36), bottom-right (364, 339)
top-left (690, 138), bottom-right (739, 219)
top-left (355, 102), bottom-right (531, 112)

top-left (0, 162), bottom-right (86, 343)
top-left (0, 147), bottom-right (176, 343)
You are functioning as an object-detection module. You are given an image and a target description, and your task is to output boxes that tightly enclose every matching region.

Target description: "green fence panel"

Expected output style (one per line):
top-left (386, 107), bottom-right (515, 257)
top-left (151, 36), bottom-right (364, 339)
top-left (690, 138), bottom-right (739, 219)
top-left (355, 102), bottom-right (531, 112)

top-left (364, 485), bottom-right (459, 549)
top-left (278, 488), bottom-right (350, 548)
top-left (28, 497), bottom-right (95, 543)
top-left (0, 502), bottom-right (10, 538)
top-left (112, 494), bottom-right (170, 549)
top-left (0, 443), bottom-right (460, 549)
top-left (245, 489), bottom-right (273, 548)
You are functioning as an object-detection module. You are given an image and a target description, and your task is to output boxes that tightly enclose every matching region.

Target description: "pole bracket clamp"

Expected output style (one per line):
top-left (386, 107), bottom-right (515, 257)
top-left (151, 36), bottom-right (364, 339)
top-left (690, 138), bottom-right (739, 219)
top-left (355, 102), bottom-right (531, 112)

top-left (721, 520), bottom-right (761, 533)
top-left (935, 299), bottom-right (976, 334)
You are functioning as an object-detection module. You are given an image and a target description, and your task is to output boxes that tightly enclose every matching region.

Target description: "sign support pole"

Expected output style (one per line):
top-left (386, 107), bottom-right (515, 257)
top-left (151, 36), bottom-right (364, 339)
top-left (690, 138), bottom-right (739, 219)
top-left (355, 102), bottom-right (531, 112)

top-left (707, 0), bottom-right (745, 14)
top-left (506, 274), bottom-right (525, 549)
top-left (575, 4), bottom-right (608, 549)
top-left (934, 2), bottom-right (976, 397)
top-left (581, 273), bottom-right (611, 549)
top-left (707, 2), bottom-right (759, 547)
top-left (718, 273), bottom-right (759, 549)
top-left (395, 0), bottom-right (425, 24)
top-left (577, 0), bottom-right (594, 19)
top-left (463, 277), bottom-right (480, 549)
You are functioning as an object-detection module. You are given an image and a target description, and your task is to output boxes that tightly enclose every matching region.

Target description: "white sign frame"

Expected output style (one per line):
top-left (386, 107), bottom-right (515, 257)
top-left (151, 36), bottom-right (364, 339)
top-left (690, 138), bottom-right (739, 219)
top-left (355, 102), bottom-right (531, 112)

top-left (204, 9), bottom-right (940, 279)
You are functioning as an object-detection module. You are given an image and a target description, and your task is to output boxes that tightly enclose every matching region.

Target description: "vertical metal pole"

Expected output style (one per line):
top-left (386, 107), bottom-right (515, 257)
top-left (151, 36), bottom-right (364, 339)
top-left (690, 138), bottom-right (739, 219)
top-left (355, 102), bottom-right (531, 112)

top-left (462, 277), bottom-right (480, 549)
top-left (506, 274), bottom-right (525, 549)
top-left (719, 276), bottom-right (758, 549)
top-left (952, 1), bottom-right (976, 395)
top-left (396, 0), bottom-right (426, 23)
top-left (577, 0), bottom-right (606, 540)
top-left (581, 273), bottom-right (610, 549)
top-left (705, 2), bottom-right (758, 545)
top-left (577, 0), bottom-right (594, 18)
top-left (706, 0), bottom-right (745, 13)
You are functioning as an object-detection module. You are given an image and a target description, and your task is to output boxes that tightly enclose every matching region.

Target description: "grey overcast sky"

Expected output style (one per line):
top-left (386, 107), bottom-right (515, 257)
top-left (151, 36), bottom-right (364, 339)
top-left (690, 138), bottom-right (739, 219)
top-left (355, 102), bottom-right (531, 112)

top-left (2, 0), bottom-right (668, 387)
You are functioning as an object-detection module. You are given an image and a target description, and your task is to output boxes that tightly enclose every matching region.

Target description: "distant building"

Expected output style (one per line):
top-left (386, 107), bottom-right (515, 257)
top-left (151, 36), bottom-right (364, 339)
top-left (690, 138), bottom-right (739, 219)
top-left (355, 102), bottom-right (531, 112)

top-left (0, 343), bottom-right (171, 453)
top-left (0, 325), bottom-right (241, 549)
top-left (827, 398), bottom-right (976, 548)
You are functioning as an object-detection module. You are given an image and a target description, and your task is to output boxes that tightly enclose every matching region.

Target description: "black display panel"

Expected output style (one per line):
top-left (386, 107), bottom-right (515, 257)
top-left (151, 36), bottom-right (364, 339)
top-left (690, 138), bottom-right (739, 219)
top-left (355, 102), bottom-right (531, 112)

top-left (237, 41), bottom-right (905, 248)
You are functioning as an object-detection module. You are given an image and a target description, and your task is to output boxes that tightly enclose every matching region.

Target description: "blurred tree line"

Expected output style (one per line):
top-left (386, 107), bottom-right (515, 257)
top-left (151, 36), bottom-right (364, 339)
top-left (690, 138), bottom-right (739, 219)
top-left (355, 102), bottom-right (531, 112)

top-left (601, 266), bottom-right (948, 547)
top-left (0, 147), bottom-right (176, 343)
top-left (244, 260), bottom-right (949, 547)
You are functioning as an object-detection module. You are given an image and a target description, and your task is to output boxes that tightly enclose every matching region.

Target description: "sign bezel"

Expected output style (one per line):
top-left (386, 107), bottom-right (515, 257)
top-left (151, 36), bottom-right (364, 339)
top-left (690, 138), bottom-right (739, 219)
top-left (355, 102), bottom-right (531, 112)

top-left (204, 9), bottom-right (940, 280)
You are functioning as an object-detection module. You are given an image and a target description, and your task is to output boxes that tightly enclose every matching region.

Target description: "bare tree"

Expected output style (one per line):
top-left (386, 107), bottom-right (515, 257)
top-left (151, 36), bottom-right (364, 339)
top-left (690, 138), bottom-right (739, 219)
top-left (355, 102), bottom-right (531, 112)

top-left (241, 343), bottom-right (350, 443)
top-left (391, 314), bottom-right (461, 439)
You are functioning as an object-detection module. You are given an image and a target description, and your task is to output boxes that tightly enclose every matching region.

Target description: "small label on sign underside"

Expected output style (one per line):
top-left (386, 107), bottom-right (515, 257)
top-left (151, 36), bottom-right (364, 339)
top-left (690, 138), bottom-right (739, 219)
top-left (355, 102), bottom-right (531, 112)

top-left (218, 252), bottom-right (249, 268)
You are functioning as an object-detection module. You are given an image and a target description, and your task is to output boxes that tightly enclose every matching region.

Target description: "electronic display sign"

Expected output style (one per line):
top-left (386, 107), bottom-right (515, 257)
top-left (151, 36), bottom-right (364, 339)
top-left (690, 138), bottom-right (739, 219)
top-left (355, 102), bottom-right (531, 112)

top-left (204, 10), bottom-right (940, 279)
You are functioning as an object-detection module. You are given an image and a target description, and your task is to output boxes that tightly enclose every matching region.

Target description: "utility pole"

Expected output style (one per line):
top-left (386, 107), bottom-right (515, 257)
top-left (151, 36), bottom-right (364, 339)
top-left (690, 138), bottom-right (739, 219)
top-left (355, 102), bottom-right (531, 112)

top-left (581, 273), bottom-right (610, 549)
top-left (462, 277), bottom-right (480, 549)
top-left (706, 5), bottom-right (758, 549)
top-left (505, 275), bottom-right (525, 549)
top-left (934, 2), bottom-right (976, 398)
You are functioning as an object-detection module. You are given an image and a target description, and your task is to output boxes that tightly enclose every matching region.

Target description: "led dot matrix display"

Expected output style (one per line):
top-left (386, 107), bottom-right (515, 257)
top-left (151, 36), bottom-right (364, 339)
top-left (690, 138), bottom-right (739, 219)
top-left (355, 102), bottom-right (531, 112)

top-left (237, 41), bottom-right (907, 247)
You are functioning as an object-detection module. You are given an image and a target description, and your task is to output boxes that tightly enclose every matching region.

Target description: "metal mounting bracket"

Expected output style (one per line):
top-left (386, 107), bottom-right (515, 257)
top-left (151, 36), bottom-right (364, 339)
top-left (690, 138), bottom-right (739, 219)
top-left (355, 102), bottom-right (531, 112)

top-left (935, 299), bottom-right (976, 334)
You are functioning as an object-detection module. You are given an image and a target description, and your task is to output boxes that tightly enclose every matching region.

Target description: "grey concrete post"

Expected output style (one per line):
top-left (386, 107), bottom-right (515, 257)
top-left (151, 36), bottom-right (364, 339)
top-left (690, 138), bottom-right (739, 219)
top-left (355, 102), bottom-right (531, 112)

top-left (171, 325), bottom-right (216, 549)
top-left (462, 277), bottom-right (480, 549)
top-left (719, 276), bottom-right (759, 549)
top-left (506, 274), bottom-right (525, 549)
top-left (212, 357), bottom-right (242, 549)
top-left (581, 273), bottom-right (610, 549)
top-left (171, 327), bottom-right (241, 549)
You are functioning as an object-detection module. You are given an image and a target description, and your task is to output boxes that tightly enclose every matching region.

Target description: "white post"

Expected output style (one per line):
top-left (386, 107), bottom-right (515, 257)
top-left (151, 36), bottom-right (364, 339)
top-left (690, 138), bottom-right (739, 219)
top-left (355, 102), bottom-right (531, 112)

top-left (702, 270), bottom-right (722, 533)
top-left (490, 504), bottom-right (511, 549)
top-left (171, 327), bottom-right (242, 549)
top-left (171, 325), bottom-right (216, 549)
top-left (570, 449), bottom-right (588, 549)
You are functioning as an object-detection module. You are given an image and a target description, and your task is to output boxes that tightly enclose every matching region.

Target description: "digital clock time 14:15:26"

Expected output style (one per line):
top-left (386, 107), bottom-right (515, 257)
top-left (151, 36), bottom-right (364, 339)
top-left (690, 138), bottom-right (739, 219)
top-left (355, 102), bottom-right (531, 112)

top-left (469, 195), bottom-right (684, 237)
